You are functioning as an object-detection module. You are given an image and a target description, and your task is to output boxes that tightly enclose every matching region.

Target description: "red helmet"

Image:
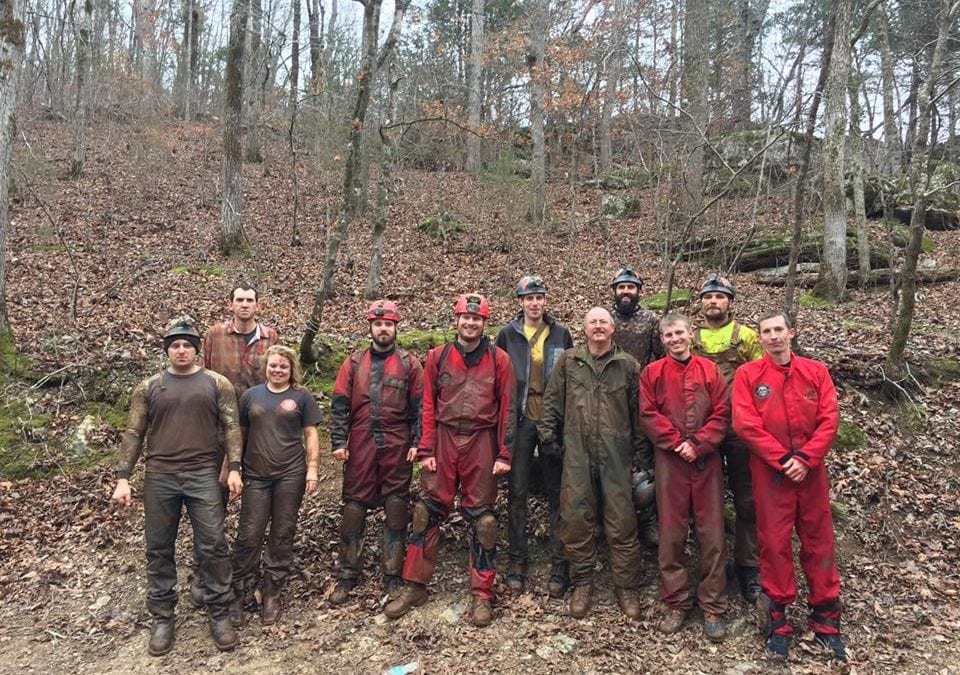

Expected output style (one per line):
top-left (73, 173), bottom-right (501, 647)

top-left (367, 299), bottom-right (400, 322)
top-left (453, 293), bottom-right (490, 318)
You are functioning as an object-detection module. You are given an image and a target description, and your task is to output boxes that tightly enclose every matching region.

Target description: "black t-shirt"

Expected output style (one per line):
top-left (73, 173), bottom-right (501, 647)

top-left (239, 385), bottom-right (322, 479)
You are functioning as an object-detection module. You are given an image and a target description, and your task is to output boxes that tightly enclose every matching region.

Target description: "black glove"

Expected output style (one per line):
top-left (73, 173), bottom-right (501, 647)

top-left (539, 439), bottom-right (562, 458)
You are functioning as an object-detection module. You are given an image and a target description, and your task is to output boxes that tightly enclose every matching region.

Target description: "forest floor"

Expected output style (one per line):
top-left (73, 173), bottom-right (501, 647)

top-left (1, 118), bottom-right (959, 673)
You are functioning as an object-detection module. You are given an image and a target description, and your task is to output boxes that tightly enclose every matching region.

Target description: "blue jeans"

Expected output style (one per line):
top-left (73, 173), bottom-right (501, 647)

top-left (143, 468), bottom-right (234, 618)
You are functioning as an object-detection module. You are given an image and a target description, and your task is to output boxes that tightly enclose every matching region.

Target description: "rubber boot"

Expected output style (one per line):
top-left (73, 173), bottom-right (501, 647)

top-left (260, 577), bottom-right (282, 626)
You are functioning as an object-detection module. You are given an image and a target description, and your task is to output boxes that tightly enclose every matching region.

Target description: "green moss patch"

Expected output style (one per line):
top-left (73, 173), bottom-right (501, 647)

top-left (639, 289), bottom-right (691, 312)
top-left (834, 419), bottom-right (867, 451)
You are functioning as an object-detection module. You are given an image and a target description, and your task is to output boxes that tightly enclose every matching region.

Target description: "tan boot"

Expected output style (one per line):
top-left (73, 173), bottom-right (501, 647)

top-left (329, 578), bottom-right (357, 606)
top-left (568, 584), bottom-right (593, 618)
top-left (384, 583), bottom-right (428, 619)
top-left (658, 606), bottom-right (687, 634)
top-left (615, 587), bottom-right (642, 620)
top-left (470, 597), bottom-right (494, 627)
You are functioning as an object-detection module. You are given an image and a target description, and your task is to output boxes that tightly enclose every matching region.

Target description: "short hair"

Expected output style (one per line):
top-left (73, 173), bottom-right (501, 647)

top-left (583, 306), bottom-right (614, 324)
top-left (660, 312), bottom-right (691, 332)
top-left (758, 310), bottom-right (795, 329)
top-left (230, 284), bottom-right (259, 302)
top-left (261, 345), bottom-right (304, 389)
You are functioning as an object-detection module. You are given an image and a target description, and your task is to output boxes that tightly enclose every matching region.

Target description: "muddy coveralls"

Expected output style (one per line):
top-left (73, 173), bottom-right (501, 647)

top-left (401, 339), bottom-right (515, 600)
top-left (691, 321), bottom-right (763, 576)
top-left (639, 354), bottom-right (730, 616)
top-left (732, 354), bottom-right (842, 638)
top-left (539, 345), bottom-right (646, 590)
top-left (330, 347), bottom-right (423, 585)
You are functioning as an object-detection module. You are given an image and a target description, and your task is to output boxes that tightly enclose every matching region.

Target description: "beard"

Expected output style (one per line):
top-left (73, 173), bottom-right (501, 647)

top-left (615, 294), bottom-right (639, 315)
top-left (372, 332), bottom-right (396, 349)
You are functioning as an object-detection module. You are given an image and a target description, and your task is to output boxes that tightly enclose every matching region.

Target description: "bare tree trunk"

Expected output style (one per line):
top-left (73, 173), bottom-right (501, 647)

top-left (288, 0), bottom-right (300, 115)
top-left (783, 4), bottom-right (832, 314)
top-left (849, 73), bottom-right (870, 283)
top-left (876, 5), bottom-right (900, 173)
top-left (306, 0), bottom-right (322, 95)
top-left (366, 56), bottom-right (400, 299)
top-left (681, 0), bottom-right (707, 217)
top-left (885, 0), bottom-right (958, 389)
top-left (813, 0), bottom-right (852, 302)
top-left (599, 0), bottom-right (626, 173)
top-left (132, 0), bottom-right (158, 108)
top-left (220, 0), bottom-right (250, 255)
top-left (244, 0), bottom-right (263, 162)
top-left (69, 0), bottom-right (93, 178)
top-left (731, 0), bottom-right (769, 129)
top-left (465, 0), bottom-right (484, 174)
top-left (0, 0), bottom-right (25, 344)
top-left (527, 0), bottom-right (548, 226)
top-left (301, 0), bottom-right (410, 363)
top-left (177, 0), bottom-right (199, 119)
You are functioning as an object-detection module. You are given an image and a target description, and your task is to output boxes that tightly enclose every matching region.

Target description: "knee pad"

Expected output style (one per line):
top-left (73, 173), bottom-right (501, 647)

top-left (341, 501), bottom-right (367, 535)
top-left (384, 495), bottom-right (409, 531)
top-left (474, 513), bottom-right (498, 550)
top-left (411, 500), bottom-right (433, 536)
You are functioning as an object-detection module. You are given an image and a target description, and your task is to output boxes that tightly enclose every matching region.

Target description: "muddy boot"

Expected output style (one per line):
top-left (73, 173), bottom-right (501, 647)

top-left (227, 595), bottom-right (244, 628)
top-left (189, 578), bottom-right (205, 609)
top-left (814, 633), bottom-right (847, 661)
top-left (384, 575), bottom-right (404, 600)
top-left (329, 578), bottom-right (357, 606)
top-left (148, 617), bottom-right (175, 656)
top-left (704, 613), bottom-right (727, 642)
top-left (470, 597), bottom-right (494, 627)
top-left (384, 582), bottom-right (429, 619)
top-left (209, 614), bottom-right (239, 651)
top-left (615, 587), bottom-right (642, 620)
top-left (658, 607), bottom-right (687, 634)
top-left (547, 561), bottom-right (570, 599)
top-left (505, 559), bottom-right (526, 593)
top-left (260, 577), bottom-right (282, 626)
top-left (568, 584), bottom-right (593, 619)
top-left (736, 565), bottom-right (761, 603)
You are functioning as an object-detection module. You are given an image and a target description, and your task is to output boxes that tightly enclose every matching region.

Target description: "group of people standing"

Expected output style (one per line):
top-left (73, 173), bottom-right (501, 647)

top-left (112, 273), bottom-right (848, 663)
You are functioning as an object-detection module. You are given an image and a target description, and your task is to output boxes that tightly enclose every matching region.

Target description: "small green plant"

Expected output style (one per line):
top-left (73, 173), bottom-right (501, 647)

top-left (169, 265), bottom-right (190, 276)
top-left (417, 211), bottom-right (467, 243)
top-left (640, 289), bottom-right (691, 312)
top-left (798, 292), bottom-right (834, 309)
top-left (200, 264), bottom-right (226, 277)
top-left (834, 419), bottom-right (867, 451)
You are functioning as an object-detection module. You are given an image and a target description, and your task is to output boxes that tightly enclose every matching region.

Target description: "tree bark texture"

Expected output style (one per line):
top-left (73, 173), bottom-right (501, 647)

top-left (306, 0), bottom-right (323, 95)
top-left (220, 0), bottom-right (250, 255)
top-left (0, 0), bottom-right (24, 341)
top-left (876, 5), bottom-right (900, 173)
top-left (243, 0), bottom-right (263, 162)
top-left (814, 0), bottom-right (852, 302)
top-left (464, 0), bottom-right (484, 174)
top-left (849, 75), bottom-right (870, 283)
top-left (681, 0), bottom-right (707, 218)
top-left (366, 56), bottom-right (400, 299)
top-left (527, 0), bottom-right (548, 227)
top-left (68, 0), bottom-right (93, 178)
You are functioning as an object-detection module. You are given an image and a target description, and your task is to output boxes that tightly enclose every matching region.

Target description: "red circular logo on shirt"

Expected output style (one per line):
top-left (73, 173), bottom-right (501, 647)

top-left (280, 398), bottom-right (298, 411)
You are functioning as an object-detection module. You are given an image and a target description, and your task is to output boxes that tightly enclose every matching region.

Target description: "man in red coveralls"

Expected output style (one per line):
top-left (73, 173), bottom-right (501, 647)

top-left (328, 300), bottom-right (424, 605)
top-left (638, 313), bottom-right (729, 641)
top-left (385, 293), bottom-right (515, 627)
top-left (732, 311), bottom-right (846, 662)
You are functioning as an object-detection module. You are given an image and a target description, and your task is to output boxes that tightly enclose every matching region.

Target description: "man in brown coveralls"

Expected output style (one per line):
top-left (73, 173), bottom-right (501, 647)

top-left (111, 318), bottom-right (243, 656)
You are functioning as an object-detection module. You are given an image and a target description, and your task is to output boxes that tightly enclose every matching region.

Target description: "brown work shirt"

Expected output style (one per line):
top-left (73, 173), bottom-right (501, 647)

top-left (202, 320), bottom-right (279, 397)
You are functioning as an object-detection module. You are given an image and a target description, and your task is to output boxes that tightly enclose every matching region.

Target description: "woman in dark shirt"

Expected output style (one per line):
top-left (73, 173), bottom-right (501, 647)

top-left (230, 345), bottom-right (321, 626)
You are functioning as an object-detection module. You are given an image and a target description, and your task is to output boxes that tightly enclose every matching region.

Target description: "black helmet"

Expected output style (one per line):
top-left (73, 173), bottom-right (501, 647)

top-left (699, 275), bottom-right (735, 299)
top-left (516, 275), bottom-right (547, 297)
top-left (162, 317), bottom-right (201, 352)
top-left (610, 267), bottom-right (644, 290)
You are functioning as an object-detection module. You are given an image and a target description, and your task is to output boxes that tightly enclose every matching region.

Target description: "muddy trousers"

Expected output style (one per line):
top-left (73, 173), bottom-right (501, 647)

top-left (231, 472), bottom-right (306, 596)
top-left (337, 495), bottom-right (409, 581)
top-left (722, 432), bottom-right (758, 567)
top-left (752, 458), bottom-right (841, 636)
top-left (507, 418), bottom-right (564, 572)
top-left (143, 468), bottom-right (234, 619)
top-left (655, 450), bottom-right (728, 615)
top-left (559, 447), bottom-right (642, 589)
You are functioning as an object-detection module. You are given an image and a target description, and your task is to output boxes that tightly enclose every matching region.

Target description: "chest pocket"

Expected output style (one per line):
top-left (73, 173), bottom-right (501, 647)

top-left (381, 376), bottom-right (409, 410)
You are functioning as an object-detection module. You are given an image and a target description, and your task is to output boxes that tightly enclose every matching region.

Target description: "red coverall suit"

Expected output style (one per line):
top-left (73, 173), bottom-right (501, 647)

top-left (401, 340), bottom-right (515, 600)
top-left (732, 354), bottom-right (842, 637)
top-left (639, 354), bottom-right (730, 616)
top-left (330, 347), bottom-right (424, 582)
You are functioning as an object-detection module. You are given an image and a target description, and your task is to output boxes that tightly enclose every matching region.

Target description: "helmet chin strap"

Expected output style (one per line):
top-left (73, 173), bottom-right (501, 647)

top-left (615, 294), bottom-right (639, 316)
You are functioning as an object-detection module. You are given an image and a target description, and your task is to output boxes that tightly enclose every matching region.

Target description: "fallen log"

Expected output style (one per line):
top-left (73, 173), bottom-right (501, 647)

top-left (754, 267), bottom-right (960, 287)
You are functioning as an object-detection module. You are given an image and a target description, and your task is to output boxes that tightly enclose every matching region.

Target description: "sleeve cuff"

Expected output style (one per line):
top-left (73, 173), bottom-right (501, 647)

top-left (116, 469), bottom-right (131, 480)
top-left (229, 461), bottom-right (242, 472)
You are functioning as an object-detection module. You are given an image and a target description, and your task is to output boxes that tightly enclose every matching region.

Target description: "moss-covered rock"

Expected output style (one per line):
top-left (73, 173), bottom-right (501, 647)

top-left (600, 194), bottom-right (641, 220)
top-left (417, 211), bottom-right (467, 243)
top-left (584, 167), bottom-right (651, 190)
top-left (639, 289), bottom-right (691, 311)
top-left (860, 162), bottom-right (960, 230)
top-left (834, 419), bottom-right (867, 451)
top-left (710, 129), bottom-right (812, 184)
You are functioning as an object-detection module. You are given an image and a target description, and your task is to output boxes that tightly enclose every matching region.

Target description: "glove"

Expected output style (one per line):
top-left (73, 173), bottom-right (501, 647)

top-left (539, 440), bottom-right (562, 458)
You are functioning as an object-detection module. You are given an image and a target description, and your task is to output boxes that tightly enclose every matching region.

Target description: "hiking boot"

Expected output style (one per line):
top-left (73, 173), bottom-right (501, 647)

top-left (641, 520), bottom-right (660, 549)
top-left (547, 561), bottom-right (569, 599)
top-left (384, 575), bottom-right (404, 600)
top-left (736, 565), bottom-right (761, 604)
top-left (384, 582), bottom-right (428, 619)
top-left (189, 579), bottom-right (205, 608)
top-left (568, 584), bottom-right (593, 619)
top-left (658, 607), bottom-right (687, 634)
top-left (470, 597), bottom-right (494, 627)
top-left (227, 596), bottom-right (244, 628)
top-left (703, 613), bottom-right (727, 642)
top-left (505, 574), bottom-right (525, 593)
top-left (329, 578), bottom-right (357, 606)
top-left (814, 633), bottom-right (847, 662)
top-left (147, 617), bottom-right (175, 656)
top-left (614, 587), bottom-right (642, 620)
top-left (209, 615), bottom-right (239, 652)
top-left (765, 633), bottom-right (789, 660)
top-left (260, 577), bottom-right (282, 626)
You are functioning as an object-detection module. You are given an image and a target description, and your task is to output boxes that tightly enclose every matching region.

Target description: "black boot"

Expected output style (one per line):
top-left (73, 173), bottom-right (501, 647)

top-left (148, 617), bottom-right (175, 656)
top-left (209, 614), bottom-right (239, 651)
top-left (261, 577), bottom-right (282, 625)
top-left (547, 561), bottom-right (569, 599)
top-left (736, 565), bottom-right (761, 603)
